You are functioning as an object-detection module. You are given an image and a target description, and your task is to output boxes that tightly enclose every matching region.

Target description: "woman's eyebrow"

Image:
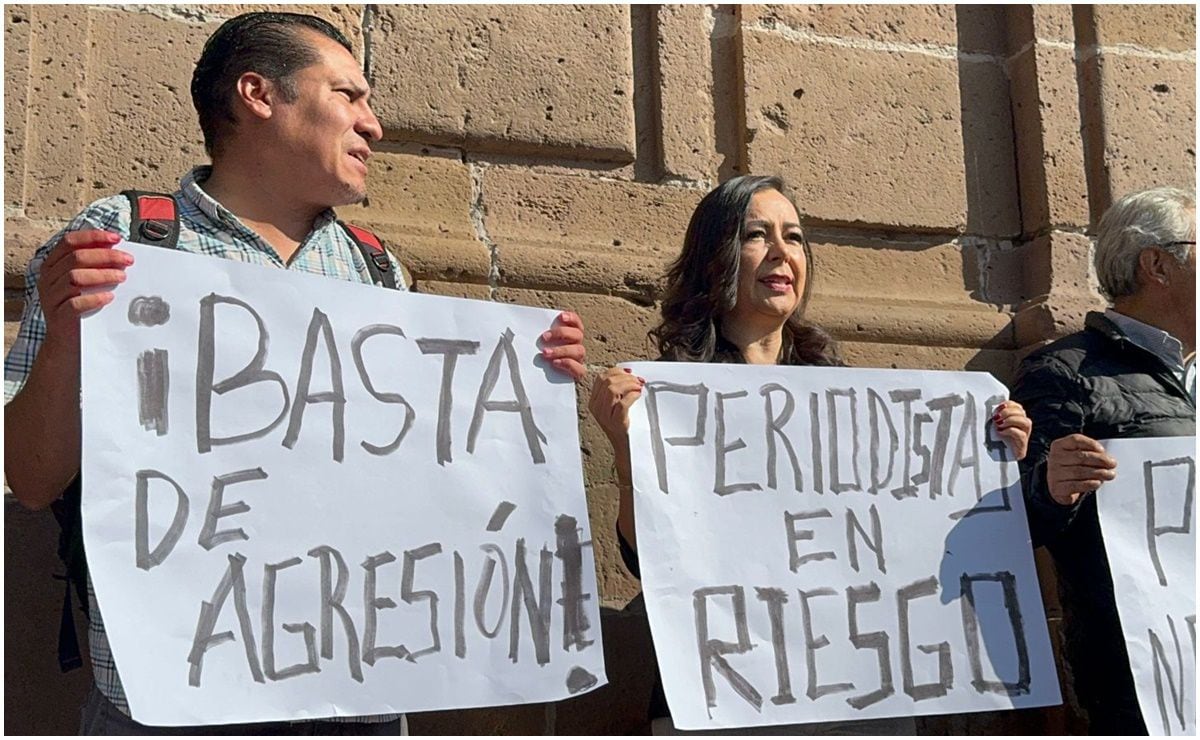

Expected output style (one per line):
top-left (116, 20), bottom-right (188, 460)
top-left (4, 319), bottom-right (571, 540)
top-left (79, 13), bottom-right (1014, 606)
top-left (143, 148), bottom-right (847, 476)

top-left (744, 218), bottom-right (803, 230)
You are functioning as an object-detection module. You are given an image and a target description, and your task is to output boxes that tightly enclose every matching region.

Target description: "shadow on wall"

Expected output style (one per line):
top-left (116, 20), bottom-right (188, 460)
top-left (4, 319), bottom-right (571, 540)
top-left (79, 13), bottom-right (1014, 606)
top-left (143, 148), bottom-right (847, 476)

top-left (955, 6), bottom-right (1021, 242)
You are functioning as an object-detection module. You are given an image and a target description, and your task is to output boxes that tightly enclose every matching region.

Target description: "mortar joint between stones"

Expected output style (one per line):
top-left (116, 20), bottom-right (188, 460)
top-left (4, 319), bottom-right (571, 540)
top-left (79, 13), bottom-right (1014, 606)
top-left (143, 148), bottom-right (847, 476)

top-left (468, 163), bottom-right (499, 300)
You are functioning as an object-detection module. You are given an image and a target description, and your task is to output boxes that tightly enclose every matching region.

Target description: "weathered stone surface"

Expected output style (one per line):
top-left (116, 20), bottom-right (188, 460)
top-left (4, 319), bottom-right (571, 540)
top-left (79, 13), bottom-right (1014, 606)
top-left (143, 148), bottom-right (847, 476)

top-left (193, 4), bottom-right (365, 50)
top-left (957, 59), bottom-right (1021, 236)
top-left (5, 5), bottom-right (31, 210)
top-left (85, 8), bottom-right (211, 198)
top-left (1008, 44), bottom-right (1092, 234)
top-left (953, 5), bottom-right (1008, 55)
top-left (371, 5), bottom-right (635, 159)
top-left (412, 280), bottom-right (491, 302)
top-left (1021, 230), bottom-right (1102, 302)
top-left (744, 29), bottom-right (968, 231)
top-left (338, 151), bottom-right (489, 283)
top-left (1092, 4), bottom-right (1197, 52)
top-left (745, 4), bottom-right (960, 48)
top-left (484, 168), bottom-right (700, 297)
top-left (493, 288), bottom-right (658, 369)
top-left (1006, 4), bottom-right (1075, 47)
top-left (1092, 54), bottom-right (1196, 202)
top-left (811, 297), bottom-right (1014, 352)
top-left (974, 239), bottom-right (1036, 306)
top-left (835, 340), bottom-right (1014, 380)
top-left (1013, 290), bottom-right (1104, 350)
top-left (811, 238), bottom-right (977, 304)
top-left (23, 6), bottom-right (92, 220)
top-left (657, 4), bottom-right (719, 182)
top-left (4, 216), bottom-right (64, 288)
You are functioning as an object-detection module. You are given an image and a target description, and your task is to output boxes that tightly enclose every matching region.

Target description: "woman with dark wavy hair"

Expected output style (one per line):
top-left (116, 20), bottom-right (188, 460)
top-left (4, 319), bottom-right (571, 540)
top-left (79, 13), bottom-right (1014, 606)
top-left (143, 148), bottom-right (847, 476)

top-left (588, 175), bottom-right (1030, 735)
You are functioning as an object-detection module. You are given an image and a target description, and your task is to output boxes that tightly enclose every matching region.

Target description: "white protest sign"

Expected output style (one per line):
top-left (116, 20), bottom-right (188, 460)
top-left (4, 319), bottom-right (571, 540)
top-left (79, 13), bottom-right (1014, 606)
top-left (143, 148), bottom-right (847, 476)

top-left (1096, 437), bottom-right (1196, 736)
top-left (80, 242), bottom-right (605, 726)
top-left (624, 362), bottom-right (1061, 729)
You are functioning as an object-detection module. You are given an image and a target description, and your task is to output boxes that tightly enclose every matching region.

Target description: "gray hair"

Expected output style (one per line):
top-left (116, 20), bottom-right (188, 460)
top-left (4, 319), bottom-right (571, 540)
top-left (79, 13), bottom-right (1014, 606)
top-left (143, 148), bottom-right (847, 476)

top-left (1094, 187), bottom-right (1195, 301)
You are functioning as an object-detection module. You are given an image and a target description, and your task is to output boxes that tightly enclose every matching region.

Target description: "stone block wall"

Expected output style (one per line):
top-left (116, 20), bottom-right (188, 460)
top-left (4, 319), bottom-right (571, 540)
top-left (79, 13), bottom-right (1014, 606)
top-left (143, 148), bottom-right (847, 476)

top-left (4, 4), bottom-right (1194, 735)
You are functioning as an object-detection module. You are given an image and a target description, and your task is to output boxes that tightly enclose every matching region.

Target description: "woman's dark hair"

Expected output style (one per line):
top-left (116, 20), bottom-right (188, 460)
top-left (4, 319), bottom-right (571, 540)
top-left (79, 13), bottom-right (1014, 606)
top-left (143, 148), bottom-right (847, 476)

top-left (650, 175), bottom-right (841, 366)
top-left (191, 12), bottom-right (353, 156)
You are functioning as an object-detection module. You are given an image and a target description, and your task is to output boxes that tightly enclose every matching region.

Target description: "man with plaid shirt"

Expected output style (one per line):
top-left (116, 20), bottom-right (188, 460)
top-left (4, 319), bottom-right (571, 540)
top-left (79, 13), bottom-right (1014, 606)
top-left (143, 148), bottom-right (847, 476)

top-left (4, 12), bottom-right (586, 735)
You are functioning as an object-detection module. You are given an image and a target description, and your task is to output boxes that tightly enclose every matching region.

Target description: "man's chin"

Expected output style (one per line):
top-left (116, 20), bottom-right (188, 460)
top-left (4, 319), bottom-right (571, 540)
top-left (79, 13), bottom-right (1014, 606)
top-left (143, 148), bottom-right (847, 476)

top-left (331, 183), bottom-right (369, 208)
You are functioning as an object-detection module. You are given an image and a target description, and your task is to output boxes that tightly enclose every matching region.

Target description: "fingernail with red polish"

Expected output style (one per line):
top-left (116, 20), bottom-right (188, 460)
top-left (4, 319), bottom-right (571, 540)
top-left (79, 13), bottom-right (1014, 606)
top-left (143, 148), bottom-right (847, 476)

top-left (623, 368), bottom-right (632, 374)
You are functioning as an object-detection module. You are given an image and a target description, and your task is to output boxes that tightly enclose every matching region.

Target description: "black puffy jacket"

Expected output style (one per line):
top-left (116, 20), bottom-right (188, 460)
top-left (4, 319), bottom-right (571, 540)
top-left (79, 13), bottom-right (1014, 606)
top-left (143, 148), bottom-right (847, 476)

top-left (1011, 310), bottom-right (1195, 732)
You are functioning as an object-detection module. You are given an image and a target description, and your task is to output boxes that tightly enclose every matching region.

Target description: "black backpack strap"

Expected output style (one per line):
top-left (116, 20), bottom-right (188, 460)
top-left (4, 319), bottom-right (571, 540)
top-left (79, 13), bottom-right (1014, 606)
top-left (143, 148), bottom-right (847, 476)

top-left (122, 190), bottom-right (179, 248)
top-left (50, 477), bottom-right (88, 672)
top-left (339, 222), bottom-right (397, 290)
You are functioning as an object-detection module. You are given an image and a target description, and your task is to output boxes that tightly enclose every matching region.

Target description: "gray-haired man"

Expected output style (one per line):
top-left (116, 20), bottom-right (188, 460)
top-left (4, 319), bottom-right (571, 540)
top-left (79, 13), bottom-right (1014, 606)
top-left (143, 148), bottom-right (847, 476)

top-left (1012, 187), bottom-right (1195, 734)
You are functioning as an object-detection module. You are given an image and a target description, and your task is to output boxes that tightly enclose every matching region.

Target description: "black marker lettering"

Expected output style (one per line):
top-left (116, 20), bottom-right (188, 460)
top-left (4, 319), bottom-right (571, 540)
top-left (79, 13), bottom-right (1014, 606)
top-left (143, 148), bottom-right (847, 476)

top-left (846, 504), bottom-right (886, 574)
top-left (715, 390), bottom-right (762, 496)
top-left (416, 338), bottom-right (480, 465)
top-left (509, 538), bottom-right (553, 665)
top-left (799, 587), bottom-right (854, 700)
top-left (198, 467), bottom-right (266, 551)
top-left (187, 553), bottom-right (264, 687)
top-left (644, 382), bottom-right (709, 495)
top-left (401, 543), bottom-right (443, 662)
top-left (362, 551), bottom-right (408, 665)
top-left (867, 388), bottom-right (898, 495)
top-left (827, 388), bottom-right (862, 494)
top-left (282, 308), bottom-right (346, 461)
top-left (888, 389), bottom-right (921, 499)
top-left (136, 348), bottom-right (169, 436)
top-left (694, 586), bottom-right (761, 713)
top-left (556, 515), bottom-right (594, 651)
top-left (196, 294), bottom-right (290, 453)
top-left (262, 556), bottom-right (320, 681)
top-left (761, 383), bottom-right (803, 492)
top-left (307, 545), bottom-right (362, 682)
top-left (785, 509), bottom-right (836, 572)
top-left (897, 576), bottom-right (952, 700)
top-left (846, 582), bottom-right (893, 709)
top-left (134, 469), bottom-right (189, 571)
top-left (959, 571), bottom-right (1031, 696)
top-left (474, 544), bottom-right (510, 639)
top-left (755, 587), bottom-right (795, 706)
top-left (467, 328), bottom-right (547, 464)
top-left (1144, 457), bottom-right (1196, 587)
top-left (351, 324), bottom-right (415, 456)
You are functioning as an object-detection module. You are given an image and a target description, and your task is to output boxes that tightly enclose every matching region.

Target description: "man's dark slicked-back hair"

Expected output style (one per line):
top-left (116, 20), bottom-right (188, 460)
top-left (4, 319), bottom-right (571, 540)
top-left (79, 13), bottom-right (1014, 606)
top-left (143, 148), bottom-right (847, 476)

top-left (191, 12), bottom-right (353, 156)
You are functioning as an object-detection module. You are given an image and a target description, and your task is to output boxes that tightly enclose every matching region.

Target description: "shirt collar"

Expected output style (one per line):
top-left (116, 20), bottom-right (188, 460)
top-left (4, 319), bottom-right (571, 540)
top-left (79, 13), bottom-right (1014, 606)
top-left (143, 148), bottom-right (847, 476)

top-left (1105, 308), bottom-right (1186, 370)
top-left (178, 165), bottom-right (339, 231)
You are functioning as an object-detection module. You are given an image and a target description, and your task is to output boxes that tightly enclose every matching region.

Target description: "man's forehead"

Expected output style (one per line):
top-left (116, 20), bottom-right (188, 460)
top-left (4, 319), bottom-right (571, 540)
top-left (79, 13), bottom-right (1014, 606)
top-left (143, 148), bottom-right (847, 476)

top-left (301, 29), bottom-right (366, 77)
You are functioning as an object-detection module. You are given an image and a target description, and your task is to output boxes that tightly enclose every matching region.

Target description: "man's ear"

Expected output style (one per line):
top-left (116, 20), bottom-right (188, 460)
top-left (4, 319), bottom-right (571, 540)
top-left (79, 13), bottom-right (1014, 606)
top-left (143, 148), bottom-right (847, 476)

top-left (1138, 246), bottom-right (1172, 287)
top-left (234, 72), bottom-right (276, 122)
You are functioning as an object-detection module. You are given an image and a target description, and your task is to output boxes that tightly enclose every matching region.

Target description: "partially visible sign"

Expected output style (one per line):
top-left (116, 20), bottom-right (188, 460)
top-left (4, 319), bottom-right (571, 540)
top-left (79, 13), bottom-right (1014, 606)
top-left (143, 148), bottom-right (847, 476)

top-left (1098, 437), bottom-right (1196, 736)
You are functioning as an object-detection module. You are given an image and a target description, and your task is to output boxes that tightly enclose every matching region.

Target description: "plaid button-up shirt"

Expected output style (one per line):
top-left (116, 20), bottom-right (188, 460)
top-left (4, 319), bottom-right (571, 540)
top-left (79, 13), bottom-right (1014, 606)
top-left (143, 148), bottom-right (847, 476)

top-left (5, 166), bottom-right (405, 723)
